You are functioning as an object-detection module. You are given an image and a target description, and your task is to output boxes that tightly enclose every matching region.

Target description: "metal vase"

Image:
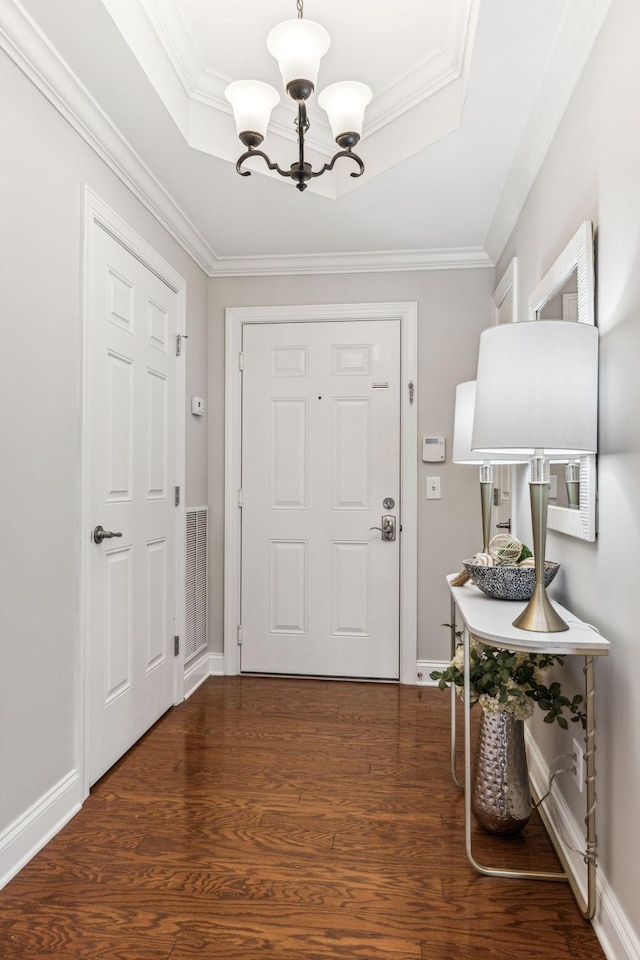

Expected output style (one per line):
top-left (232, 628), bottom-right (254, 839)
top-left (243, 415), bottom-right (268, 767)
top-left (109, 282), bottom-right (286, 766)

top-left (471, 710), bottom-right (531, 836)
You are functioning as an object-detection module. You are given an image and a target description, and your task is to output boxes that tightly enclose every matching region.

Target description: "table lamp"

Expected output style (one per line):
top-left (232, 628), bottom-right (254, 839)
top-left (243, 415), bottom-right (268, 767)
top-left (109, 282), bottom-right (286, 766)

top-left (452, 380), bottom-right (525, 554)
top-left (472, 320), bottom-right (598, 632)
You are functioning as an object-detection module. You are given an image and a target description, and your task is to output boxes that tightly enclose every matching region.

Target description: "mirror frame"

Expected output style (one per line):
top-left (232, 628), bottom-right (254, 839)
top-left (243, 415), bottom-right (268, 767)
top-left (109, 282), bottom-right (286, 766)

top-left (527, 221), bottom-right (596, 540)
top-left (491, 258), bottom-right (519, 536)
top-left (492, 256), bottom-right (518, 325)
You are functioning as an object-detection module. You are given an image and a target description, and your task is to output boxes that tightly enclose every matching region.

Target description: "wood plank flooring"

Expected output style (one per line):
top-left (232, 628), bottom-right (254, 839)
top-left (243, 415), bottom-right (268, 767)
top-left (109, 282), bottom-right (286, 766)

top-left (0, 677), bottom-right (606, 960)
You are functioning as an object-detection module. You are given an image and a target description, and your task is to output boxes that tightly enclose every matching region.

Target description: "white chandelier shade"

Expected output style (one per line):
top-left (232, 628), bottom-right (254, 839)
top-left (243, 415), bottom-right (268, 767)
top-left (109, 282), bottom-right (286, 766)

top-left (266, 18), bottom-right (330, 89)
top-left (318, 81), bottom-right (373, 140)
top-left (225, 80), bottom-right (280, 139)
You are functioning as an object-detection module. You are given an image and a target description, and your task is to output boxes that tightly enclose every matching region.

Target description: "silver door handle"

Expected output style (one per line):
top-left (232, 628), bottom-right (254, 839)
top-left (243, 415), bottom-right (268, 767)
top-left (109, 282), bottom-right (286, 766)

top-left (369, 515), bottom-right (396, 541)
top-left (93, 525), bottom-right (123, 544)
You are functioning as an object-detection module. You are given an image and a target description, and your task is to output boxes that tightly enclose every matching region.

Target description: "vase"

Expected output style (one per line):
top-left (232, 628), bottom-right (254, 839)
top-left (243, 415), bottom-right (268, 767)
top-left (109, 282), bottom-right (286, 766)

top-left (471, 710), bottom-right (531, 835)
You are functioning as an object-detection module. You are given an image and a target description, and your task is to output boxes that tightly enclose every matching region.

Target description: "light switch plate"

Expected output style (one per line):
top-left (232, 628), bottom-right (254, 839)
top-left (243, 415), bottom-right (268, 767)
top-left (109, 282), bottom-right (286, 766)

top-left (426, 476), bottom-right (441, 500)
top-left (191, 396), bottom-right (205, 416)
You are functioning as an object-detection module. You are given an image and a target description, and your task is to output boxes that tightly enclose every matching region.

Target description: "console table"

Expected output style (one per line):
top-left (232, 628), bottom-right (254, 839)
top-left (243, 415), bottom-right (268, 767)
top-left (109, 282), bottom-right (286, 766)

top-left (447, 575), bottom-right (610, 919)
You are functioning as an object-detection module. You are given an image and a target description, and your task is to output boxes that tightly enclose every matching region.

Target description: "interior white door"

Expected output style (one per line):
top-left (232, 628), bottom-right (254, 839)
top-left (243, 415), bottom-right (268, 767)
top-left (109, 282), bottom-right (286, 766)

top-left (88, 225), bottom-right (177, 785)
top-left (241, 319), bottom-right (400, 679)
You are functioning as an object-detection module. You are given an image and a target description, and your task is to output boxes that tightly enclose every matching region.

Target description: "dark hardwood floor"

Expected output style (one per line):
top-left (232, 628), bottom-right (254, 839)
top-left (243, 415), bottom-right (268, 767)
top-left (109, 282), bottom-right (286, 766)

top-left (0, 677), bottom-right (606, 959)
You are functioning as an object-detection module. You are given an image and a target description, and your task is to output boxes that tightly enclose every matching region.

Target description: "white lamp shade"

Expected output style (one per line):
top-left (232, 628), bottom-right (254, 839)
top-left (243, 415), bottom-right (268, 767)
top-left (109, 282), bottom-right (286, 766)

top-left (267, 19), bottom-right (330, 90)
top-left (472, 321), bottom-right (598, 459)
top-left (225, 80), bottom-right (280, 138)
top-left (452, 381), bottom-right (526, 464)
top-left (318, 81), bottom-right (372, 139)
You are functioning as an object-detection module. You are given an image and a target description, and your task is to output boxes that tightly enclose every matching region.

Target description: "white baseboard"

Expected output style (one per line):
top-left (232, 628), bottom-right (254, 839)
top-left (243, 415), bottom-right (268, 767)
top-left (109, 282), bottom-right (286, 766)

top-left (0, 770), bottom-right (82, 891)
top-left (416, 659), bottom-right (448, 686)
top-left (183, 651), bottom-right (225, 699)
top-left (526, 731), bottom-right (640, 960)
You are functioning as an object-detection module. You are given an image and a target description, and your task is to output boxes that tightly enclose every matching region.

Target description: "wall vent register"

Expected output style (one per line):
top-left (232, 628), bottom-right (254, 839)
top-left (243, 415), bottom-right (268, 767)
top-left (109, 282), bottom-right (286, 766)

top-left (185, 508), bottom-right (208, 662)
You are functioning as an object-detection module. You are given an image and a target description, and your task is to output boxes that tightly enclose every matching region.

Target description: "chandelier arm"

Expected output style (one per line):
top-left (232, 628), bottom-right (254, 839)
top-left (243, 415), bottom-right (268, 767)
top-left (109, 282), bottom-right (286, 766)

top-left (309, 149), bottom-right (366, 179)
top-left (235, 149), bottom-right (293, 180)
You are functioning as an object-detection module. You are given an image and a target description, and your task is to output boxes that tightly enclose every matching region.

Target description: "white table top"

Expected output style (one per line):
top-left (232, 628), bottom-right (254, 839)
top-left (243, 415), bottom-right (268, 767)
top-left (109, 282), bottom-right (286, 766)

top-left (447, 575), bottom-right (610, 657)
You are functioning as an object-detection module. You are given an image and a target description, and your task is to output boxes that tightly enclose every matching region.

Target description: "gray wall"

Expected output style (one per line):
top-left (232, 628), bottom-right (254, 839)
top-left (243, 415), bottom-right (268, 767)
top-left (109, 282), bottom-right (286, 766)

top-left (0, 50), bottom-right (208, 836)
top-left (208, 270), bottom-right (495, 663)
top-left (497, 0), bottom-right (639, 941)
top-left (6, 0), bottom-right (638, 944)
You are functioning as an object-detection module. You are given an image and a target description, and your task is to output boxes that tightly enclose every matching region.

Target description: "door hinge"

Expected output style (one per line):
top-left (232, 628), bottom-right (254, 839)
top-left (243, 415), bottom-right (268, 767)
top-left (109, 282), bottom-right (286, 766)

top-left (237, 625), bottom-right (243, 646)
top-left (238, 489), bottom-right (243, 508)
top-left (174, 635), bottom-right (180, 656)
top-left (175, 485), bottom-right (181, 506)
top-left (176, 333), bottom-right (189, 357)
top-left (239, 351), bottom-right (244, 371)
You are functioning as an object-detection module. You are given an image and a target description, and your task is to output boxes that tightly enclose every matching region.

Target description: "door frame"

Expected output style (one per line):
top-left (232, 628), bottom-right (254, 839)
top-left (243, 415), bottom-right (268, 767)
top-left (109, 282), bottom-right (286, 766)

top-left (79, 187), bottom-right (187, 798)
top-left (224, 302), bottom-right (418, 683)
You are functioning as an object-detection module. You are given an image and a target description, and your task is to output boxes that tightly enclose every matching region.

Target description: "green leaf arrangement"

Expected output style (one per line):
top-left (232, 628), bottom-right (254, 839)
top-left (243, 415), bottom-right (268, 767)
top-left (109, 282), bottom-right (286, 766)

top-left (431, 630), bottom-right (586, 728)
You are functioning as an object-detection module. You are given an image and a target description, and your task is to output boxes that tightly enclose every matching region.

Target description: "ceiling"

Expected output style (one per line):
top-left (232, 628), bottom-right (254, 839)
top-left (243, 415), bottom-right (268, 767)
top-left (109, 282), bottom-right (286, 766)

top-left (8, 0), bottom-right (612, 274)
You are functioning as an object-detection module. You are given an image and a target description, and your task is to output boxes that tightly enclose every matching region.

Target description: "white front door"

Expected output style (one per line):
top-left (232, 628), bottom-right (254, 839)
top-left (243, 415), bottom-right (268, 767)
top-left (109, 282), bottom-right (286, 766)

top-left (88, 224), bottom-right (178, 785)
top-left (241, 319), bottom-right (400, 679)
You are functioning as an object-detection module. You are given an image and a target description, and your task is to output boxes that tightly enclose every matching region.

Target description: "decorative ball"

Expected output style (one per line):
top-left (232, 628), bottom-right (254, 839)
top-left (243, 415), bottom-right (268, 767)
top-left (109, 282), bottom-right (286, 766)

top-left (471, 552), bottom-right (495, 566)
top-left (489, 533), bottom-right (522, 565)
top-left (518, 557), bottom-right (536, 567)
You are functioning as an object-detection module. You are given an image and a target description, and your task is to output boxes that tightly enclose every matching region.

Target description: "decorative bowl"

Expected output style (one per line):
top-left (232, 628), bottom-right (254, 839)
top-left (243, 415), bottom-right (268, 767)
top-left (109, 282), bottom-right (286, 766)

top-left (462, 561), bottom-right (560, 601)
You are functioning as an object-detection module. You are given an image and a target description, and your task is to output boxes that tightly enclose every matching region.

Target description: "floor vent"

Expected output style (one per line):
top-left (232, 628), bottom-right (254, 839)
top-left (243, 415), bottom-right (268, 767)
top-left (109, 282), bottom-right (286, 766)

top-left (185, 507), bottom-right (207, 663)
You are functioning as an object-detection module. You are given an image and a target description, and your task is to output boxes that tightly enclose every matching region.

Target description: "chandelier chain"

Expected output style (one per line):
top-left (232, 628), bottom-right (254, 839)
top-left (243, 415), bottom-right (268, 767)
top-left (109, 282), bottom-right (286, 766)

top-left (297, 0), bottom-right (303, 19)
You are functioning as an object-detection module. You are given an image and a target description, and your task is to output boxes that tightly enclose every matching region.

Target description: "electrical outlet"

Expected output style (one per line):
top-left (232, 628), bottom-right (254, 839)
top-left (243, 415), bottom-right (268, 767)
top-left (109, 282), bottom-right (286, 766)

top-left (572, 738), bottom-right (584, 793)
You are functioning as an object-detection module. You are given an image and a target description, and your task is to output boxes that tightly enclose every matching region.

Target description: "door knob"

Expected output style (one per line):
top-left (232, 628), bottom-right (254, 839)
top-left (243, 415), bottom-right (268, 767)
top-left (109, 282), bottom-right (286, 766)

top-left (496, 519), bottom-right (512, 533)
top-left (93, 525), bottom-right (123, 544)
top-left (369, 515), bottom-right (396, 541)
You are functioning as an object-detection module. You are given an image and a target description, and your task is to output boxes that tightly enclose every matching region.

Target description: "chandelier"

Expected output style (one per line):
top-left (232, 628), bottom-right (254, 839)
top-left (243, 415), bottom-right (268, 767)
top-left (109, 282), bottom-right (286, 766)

top-left (225, 0), bottom-right (372, 193)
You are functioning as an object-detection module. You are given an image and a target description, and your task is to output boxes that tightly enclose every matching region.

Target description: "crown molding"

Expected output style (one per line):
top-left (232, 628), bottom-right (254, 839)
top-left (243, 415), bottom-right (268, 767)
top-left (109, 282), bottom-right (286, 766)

top-left (210, 247), bottom-right (493, 278)
top-left (0, 0), bottom-right (217, 274)
top-left (484, 0), bottom-right (615, 264)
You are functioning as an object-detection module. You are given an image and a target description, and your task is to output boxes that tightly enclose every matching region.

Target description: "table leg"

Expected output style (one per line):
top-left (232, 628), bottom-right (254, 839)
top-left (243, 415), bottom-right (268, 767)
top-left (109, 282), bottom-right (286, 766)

top-left (462, 621), bottom-right (568, 884)
top-left (450, 595), bottom-right (463, 790)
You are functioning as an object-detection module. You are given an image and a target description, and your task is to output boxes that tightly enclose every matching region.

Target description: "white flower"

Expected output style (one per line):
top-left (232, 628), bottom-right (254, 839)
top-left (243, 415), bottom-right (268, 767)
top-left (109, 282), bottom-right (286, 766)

top-left (507, 696), bottom-right (534, 720)
top-left (452, 645), bottom-right (465, 671)
top-left (478, 694), bottom-right (503, 714)
top-left (478, 688), bottom-right (534, 720)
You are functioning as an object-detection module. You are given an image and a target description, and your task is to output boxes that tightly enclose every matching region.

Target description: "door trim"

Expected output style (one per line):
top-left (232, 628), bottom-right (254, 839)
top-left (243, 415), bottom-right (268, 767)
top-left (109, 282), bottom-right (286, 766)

top-left (224, 302), bottom-right (418, 683)
top-left (79, 187), bottom-right (187, 797)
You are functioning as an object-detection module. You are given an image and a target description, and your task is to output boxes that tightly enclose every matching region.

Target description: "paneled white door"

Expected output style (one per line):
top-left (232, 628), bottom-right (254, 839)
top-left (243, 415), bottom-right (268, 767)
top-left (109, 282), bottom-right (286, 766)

top-left (88, 225), bottom-right (177, 785)
top-left (241, 320), bottom-right (400, 679)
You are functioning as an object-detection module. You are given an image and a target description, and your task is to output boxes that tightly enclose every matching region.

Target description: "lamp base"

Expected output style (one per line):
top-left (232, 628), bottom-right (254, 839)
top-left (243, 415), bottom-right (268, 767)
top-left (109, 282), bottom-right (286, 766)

top-left (479, 472), bottom-right (493, 554)
top-left (513, 582), bottom-right (568, 632)
top-left (513, 470), bottom-right (568, 633)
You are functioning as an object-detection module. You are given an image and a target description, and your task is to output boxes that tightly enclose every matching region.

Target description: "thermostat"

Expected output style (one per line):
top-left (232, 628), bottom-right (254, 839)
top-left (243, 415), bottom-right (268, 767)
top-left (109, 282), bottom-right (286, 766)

top-left (422, 435), bottom-right (445, 462)
top-left (191, 396), bottom-right (206, 417)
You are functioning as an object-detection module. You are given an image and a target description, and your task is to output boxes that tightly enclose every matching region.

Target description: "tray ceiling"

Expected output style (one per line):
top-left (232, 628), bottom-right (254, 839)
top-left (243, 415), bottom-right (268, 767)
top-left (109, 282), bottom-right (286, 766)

top-left (100, 0), bottom-right (480, 198)
top-left (3, 0), bottom-right (614, 270)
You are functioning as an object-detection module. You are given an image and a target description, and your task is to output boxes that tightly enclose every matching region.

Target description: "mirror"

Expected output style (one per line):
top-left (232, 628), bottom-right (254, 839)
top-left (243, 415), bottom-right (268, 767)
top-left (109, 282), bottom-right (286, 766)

top-left (527, 221), bottom-right (596, 540)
